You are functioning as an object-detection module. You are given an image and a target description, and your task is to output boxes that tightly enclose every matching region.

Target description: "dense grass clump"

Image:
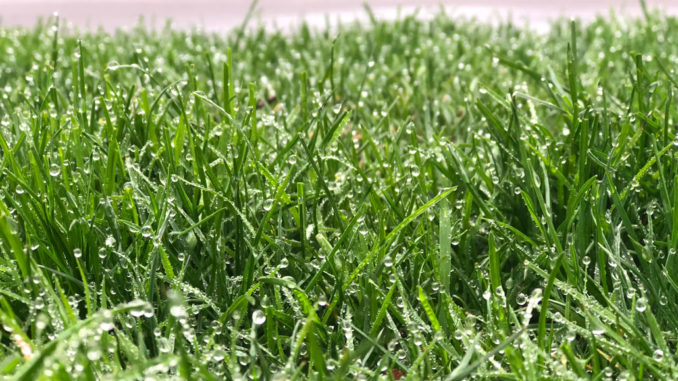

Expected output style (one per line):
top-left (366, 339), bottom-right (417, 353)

top-left (1, 9), bottom-right (678, 379)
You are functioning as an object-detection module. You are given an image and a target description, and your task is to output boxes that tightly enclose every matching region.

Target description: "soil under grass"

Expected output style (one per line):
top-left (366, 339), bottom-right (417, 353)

top-left (0, 9), bottom-right (678, 380)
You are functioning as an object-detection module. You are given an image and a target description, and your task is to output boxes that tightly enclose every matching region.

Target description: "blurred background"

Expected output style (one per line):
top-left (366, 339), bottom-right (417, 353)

top-left (1, 0), bottom-right (677, 31)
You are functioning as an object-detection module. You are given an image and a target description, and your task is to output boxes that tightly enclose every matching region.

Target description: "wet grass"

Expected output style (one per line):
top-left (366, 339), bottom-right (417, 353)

top-left (1, 8), bottom-right (678, 380)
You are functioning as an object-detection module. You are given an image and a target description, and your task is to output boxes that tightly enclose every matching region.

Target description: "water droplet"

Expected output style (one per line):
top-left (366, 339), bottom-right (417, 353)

top-left (482, 289), bottom-right (491, 300)
top-left (653, 349), bottom-right (664, 362)
top-left (141, 225), bottom-right (152, 238)
top-left (86, 349), bottom-right (102, 361)
top-left (495, 286), bottom-right (504, 296)
top-left (604, 367), bottom-right (613, 377)
top-left (636, 297), bottom-right (647, 313)
top-left (279, 258), bottom-right (288, 268)
top-left (105, 235), bottom-right (116, 248)
top-left (516, 293), bottom-right (527, 306)
top-left (384, 257), bottom-right (393, 268)
top-left (130, 305), bottom-right (145, 318)
top-left (582, 256), bottom-right (591, 266)
top-left (15, 185), bottom-right (24, 195)
top-left (252, 310), bottom-right (266, 325)
top-left (49, 163), bottom-right (61, 177)
top-left (566, 331), bottom-right (576, 342)
top-left (100, 310), bottom-right (115, 331)
top-left (170, 305), bottom-right (187, 318)
top-left (73, 248), bottom-right (82, 259)
top-left (317, 295), bottom-right (328, 307)
top-left (142, 304), bottom-right (154, 318)
top-left (287, 155), bottom-right (297, 165)
top-left (263, 199), bottom-right (274, 212)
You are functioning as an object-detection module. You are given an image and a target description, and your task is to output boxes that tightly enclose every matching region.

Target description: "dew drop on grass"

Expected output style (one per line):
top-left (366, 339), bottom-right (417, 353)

top-left (231, 310), bottom-right (241, 321)
top-left (105, 235), bottom-right (116, 248)
top-left (49, 163), bottom-right (60, 177)
top-left (86, 349), bottom-right (102, 361)
top-left (15, 185), bottom-right (24, 195)
top-left (516, 293), bottom-right (527, 306)
top-left (263, 199), bottom-right (274, 211)
top-left (98, 247), bottom-right (106, 259)
top-left (604, 367), bottom-right (613, 377)
top-left (495, 286), bottom-right (504, 297)
top-left (653, 349), bottom-right (664, 362)
top-left (73, 248), bottom-right (82, 259)
top-left (142, 304), bottom-right (154, 318)
top-left (141, 225), bottom-right (152, 238)
top-left (582, 255), bottom-right (591, 266)
top-left (566, 331), bottom-right (576, 342)
top-left (252, 310), bottom-right (266, 325)
top-left (636, 297), bottom-right (647, 313)
top-left (100, 311), bottom-right (114, 331)
top-left (318, 295), bottom-right (328, 307)
top-left (279, 258), bottom-right (288, 268)
top-left (659, 294), bottom-right (668, 306)
top-left (383, 257), bottom-right (393, 268)
top-left (514, 187), bottom-right (521, 195)
top-left (130, 306), bottom-right (145, 318)
top-left (170, 305), bottom-right (187, 318)
top-left (482, 289), bottom-right (491, 301)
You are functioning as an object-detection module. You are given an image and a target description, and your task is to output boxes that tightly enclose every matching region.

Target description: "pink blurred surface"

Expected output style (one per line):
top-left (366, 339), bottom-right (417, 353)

top-left (1, 0), bottom-right (676, 31)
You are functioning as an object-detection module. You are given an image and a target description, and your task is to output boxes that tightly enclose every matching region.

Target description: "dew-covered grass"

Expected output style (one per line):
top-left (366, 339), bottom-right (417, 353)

top-left (1, 8), bottom-right (678, 380)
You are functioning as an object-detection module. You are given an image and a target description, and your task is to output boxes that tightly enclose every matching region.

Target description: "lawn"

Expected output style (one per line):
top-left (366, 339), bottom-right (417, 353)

top-left (0, 7), bottom-right (677, 380)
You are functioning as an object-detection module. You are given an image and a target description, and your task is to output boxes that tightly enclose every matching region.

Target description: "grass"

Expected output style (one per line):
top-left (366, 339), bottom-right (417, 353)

top-left (0, 6), bottom-right (678, 380)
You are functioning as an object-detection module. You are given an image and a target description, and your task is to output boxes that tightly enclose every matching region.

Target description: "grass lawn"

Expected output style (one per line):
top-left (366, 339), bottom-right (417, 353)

top-left (1, 7), bottom-right (678, 380)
